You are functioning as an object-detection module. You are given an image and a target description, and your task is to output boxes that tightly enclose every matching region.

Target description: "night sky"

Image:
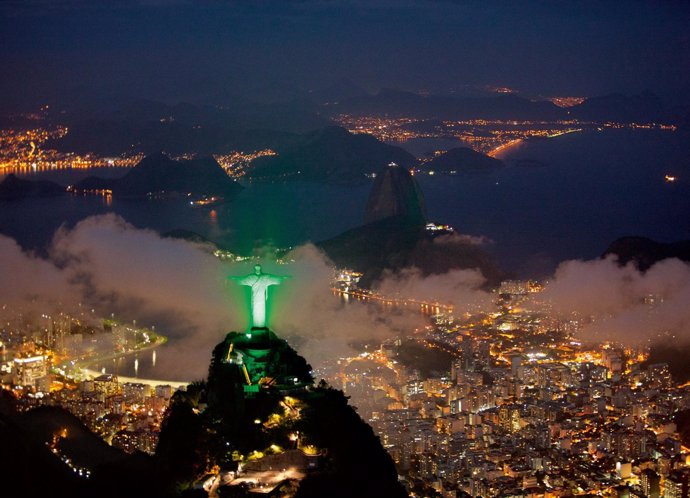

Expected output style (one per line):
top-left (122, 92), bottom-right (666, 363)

top-left (2, 0), bottom-right (690, 109)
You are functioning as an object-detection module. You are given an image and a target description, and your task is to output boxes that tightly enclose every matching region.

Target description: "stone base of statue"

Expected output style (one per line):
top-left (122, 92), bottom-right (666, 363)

top-left (219, 328), bottom-right (312, 397)
top-left (246, 326), bottom-right (270, 343)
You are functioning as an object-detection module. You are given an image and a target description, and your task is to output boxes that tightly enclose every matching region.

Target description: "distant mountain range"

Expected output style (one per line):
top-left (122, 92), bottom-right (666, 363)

top-left (325, 88), bottom-right (685, 125)
top-left (74, 153), bottom-right (243, 198)
top-left (248, 126), bottom-right (416, 183)
top-left (47, 87), bottom-right (688, 159)
top-left (38, 87), bottom-right (690, 191)
top-left (0, 174), bottom-right (65, 200)
top-left (51, 119), bottom-right (300, 157)
top-left (308, 77), bottom-right (369, 104)
top-left (48, 99), bottom-right (319, 156)
top-left (327, 88), bottom-right (565, 121)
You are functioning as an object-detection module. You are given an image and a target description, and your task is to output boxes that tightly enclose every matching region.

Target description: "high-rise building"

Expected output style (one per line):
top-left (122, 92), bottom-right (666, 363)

top-left (498, 404), bottom-right (521, 433)
top-left (641, 469), bottom-right (660, 498)
top-left (664, 470), bottom-right (689, 498)
top-left (13, 355), bottom-right (48, 386)
top-left (122, 382), bottom-right (150, 404)
top-left (94, 374), bottom-right (120, 397)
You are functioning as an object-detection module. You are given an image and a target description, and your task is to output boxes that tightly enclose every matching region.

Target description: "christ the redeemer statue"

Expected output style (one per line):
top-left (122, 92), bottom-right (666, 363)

top-left (229, 264), bottom-right (290, 329)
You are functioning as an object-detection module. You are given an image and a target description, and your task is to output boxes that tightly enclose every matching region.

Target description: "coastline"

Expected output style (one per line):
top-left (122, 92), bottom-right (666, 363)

top-left (57, 332), bottom-right (190, 389)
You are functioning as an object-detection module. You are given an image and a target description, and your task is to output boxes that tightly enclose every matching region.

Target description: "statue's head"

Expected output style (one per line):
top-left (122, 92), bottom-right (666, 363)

top-left (254, 264), bottom-right (262, 275)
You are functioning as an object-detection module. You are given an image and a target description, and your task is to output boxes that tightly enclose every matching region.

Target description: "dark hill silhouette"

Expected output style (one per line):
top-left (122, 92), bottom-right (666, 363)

top-left (0, 324), bottom-right (406, 498)
top-left (603, 236), bottom-right (690, 271)
top-left (0, 173), bottom-right (66, 200)
top-left (646, 342), bottom-right (690, 384)
top-left (19, 406), bottom-right (133, 469)
top-left (0, 391), bottom-right (161, 498)
top-left (674, 408), bottom-right (690, 448)
top-left (162, 229), bottom-right (215, 245)
top-left (319, 162), bottom-right (504, 287)
top-left (329, 88), bottom-right (566, 121)
top-left (318, 217), bottom-right (504, 288)
top-left (75, 153), bottom-right (243, 198)
top-left (570, 92), bottom-right (666, 123)
top-left (49, 99), bottom-right (326, 155)
top-left (155, 330), bottom-right (407, 498)
top-left (248, 126), bottom-right (416, 183)
top-left (424, 147), bottom-right (504, 173)
top-left (365, 162), bottom-right (427, 225)
top-left (291, 386), bottom-right (405, 498)
top-left (51, 118), bottom-right (300, 156)
top-left (0, 399), bottom-right (82, 496)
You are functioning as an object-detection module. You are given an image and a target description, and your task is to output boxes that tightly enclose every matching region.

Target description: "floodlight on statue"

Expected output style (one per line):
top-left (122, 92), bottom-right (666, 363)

top-left (229, 264), bottom-right (290, 331)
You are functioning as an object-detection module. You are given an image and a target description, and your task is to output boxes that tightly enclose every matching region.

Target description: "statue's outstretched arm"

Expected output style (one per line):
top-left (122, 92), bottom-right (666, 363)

top-left (265, 274), bottom-right (291, 286)
top-left (229, 275), bottom-right (252, 285)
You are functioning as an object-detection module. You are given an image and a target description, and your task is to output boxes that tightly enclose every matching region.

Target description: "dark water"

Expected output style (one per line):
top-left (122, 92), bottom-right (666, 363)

top-left (88, 345), bottom-right (192, 382)
top-left (0, 178), bottom-right (371, 254)
top-left (417, 129), bottom-right (690, 274)
top-left (1, 129), bottom-right (689, 276)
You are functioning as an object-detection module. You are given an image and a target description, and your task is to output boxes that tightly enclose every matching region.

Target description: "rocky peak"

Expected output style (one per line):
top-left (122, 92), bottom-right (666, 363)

top-left (364, 162), bottom-right (427, 226)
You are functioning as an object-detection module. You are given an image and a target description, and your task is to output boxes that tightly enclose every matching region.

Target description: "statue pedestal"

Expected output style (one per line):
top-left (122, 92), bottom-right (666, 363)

top-left (220, 328), bottom-right (312, 397)
top-left (247, 326), bottom-right (270, 343)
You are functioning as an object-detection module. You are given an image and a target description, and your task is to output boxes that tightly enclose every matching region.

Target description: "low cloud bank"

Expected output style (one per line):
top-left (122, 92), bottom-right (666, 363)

top-left (5, 214), bottom-right (689, 379)
top-left (540, 256), bottom-right (690, 345)
top-left (375, 266), bottom-right (494, 314)
top-left (1, 215), bottom-right (427, 378)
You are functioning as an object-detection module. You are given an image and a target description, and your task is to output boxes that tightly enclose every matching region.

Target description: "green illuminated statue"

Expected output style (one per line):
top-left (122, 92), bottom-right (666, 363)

top-left (229, 264), bottom-right (290, 329)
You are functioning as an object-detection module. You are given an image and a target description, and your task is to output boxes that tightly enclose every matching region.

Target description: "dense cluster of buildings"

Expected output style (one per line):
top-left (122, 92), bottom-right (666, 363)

top-left (1, 308), bottom-right (171, 455)
top-left (213, 149), bottom-right (277, 178)
top-left (4, 276), bottom-right (690, 497)
top-left (321, 281), bottom-right (690, 498)
top-left (13, 370), bottom-right (175, 455)
top-left (3, 338), bottom-right (176, 456)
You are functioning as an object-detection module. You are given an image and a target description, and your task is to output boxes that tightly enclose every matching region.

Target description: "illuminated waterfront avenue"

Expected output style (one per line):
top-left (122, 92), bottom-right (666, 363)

top-left (333, 286), bottom-right (455, 316)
